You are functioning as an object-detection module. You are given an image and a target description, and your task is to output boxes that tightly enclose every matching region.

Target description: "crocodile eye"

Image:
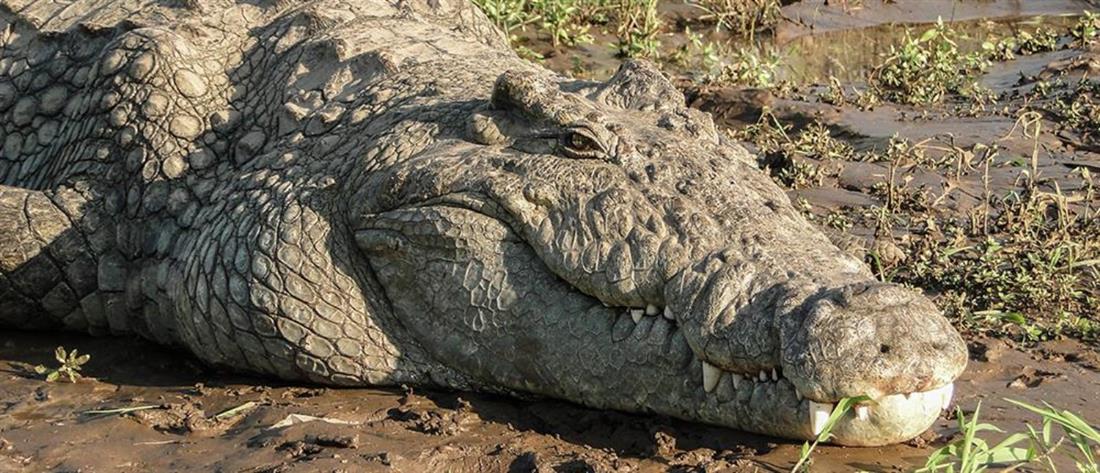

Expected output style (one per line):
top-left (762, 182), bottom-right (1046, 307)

top-left (560, 129), bottom-right (605, 158)
top-left (569, 132), bottom-right (595, 149)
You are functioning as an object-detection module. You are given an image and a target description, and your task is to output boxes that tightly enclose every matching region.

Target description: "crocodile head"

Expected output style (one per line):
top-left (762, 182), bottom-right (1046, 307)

top-left (353, 60), bottom-right (967, 446)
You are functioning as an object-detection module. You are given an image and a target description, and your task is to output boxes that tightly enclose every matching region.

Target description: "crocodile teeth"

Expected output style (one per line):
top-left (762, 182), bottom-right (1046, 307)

top-left (662, 306), bottom-right (674, 320)
top-left (630, 309), bottom-right (643, 323)
top-left (731, 373), bottom-right (743, 390)
top-left (702, 361), bottom-right (721, 393)
top-left (940, 384), bottom-right (954, 410)
top-left (796, 390), bottom-right (803, 401)
top-left (645, 304), bottom-right (659, 316)
top-left (771, 368), bottom-right (778, 381)
top-left (758, 370), bottom-right (767, 382)
top-left (809, 401), bottom-right (833, 436)
top-left (854, 404), bottom-right (870, 421)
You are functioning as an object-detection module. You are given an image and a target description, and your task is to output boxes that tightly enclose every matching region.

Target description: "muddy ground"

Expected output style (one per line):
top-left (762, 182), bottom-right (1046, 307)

top-left (2, 333), bottom-right (1098, 472)
top-left (3, 1), bottom-right (1100, 472)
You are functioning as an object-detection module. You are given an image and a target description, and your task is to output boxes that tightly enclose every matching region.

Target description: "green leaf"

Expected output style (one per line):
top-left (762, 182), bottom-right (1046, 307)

top-left (46, 371), bottom-right (60, 382)
top-left (34, 365), bottom-right (47, 374)
top-left (54, 346), bottom-right (66, 363)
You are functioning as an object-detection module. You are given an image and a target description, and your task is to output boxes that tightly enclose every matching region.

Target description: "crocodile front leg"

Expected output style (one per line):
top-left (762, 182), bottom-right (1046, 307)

top-left (0, 185), bottom-right (98, 331)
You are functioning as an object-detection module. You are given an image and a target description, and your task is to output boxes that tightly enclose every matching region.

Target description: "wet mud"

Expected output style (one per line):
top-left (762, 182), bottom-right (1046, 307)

top-left (1, 331), bottom-right (1098, 472)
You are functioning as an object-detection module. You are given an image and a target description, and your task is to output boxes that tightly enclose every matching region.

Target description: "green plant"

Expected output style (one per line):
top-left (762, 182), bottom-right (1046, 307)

top-left (820, 75), bottom-right (846, 106)
top-left (615, 0), bottom-right (662, 58)
top-left (982, 36), bottom-right (1018, 61)
top-left (1072, 11), bottom-right (1100, 44)
top-left (685, 0), bottom-right (779, 39)
top-left (871, 19), bottom-right (990, 105)
top-left (790, 396), bottom-right (870, 472)
top-left (1008, 399), bottom-right (1100, 472)
top-left (1014, 27), bottom-right (1059, 55)
top-left (34, 346), bottom-right (91, 383)
top-left (713, 46), bottom-right (780, 88)
top-left (919, 403), bottom-right (1035, 472)
top-left (473, 0), bottom-right (536, 34)
top-left (471, 0), bottom-right (593, 52)
top-left (735, 116), bottom-right (858, 189)
top-left (531, 0), bottom-right (593, 46)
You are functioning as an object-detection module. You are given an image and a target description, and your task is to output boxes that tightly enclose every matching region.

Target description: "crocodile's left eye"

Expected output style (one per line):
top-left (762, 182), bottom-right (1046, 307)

top-left (560, 128), bottom-right (605, 159)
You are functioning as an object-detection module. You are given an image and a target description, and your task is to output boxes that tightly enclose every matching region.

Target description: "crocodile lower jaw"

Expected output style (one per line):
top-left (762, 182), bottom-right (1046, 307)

top-left (611, 303), bottom-right (954, 445)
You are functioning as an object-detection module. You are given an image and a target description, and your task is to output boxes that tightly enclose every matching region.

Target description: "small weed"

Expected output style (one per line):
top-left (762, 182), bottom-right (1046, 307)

top-left (871, 19), bottom-right (990, 105)
top-left (1072, 11), bottom-right (1100, 45)
top-left (673, 37), bottom-right (786, 90)
top-left (983, 36), bottom-right (1019, 61)
top-left (533, 0), bottom-right (594, 47)
top-left (898, 203), bottom-right (1098, 341)
top-left (918, 400), bottom-right (1100, 472)
top-left (615, 0), bottom-right (663, 58)
top-left (34, 346), bottom-right (91, 383)
top-left (1014, 27), bottom-right (1060, 55)
top-left (820, 76), bottom-right (846, 106)
top-left (712, 46), bottom-right (780, 88)
top-left (918, 403), bottom-right (1035, 472)
top-left (474, 0), bottom-right (536, 34)
top-left (822, 210), bottom-right (853, 231)
top-left (1009, 399), bottom-right (1100, 472)
top-left (735, 117), bottom-right (852, 188)
top-left (685, 0), bottom-right (779, 39)
top-left (471, 0), bottom-right (593, 51)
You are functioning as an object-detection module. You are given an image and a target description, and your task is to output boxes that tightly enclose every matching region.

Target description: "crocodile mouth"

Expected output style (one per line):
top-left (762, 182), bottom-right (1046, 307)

top-left (356, 194), bottom-right (958, 445)
top-left (594, 300), bottom-right (954, 442)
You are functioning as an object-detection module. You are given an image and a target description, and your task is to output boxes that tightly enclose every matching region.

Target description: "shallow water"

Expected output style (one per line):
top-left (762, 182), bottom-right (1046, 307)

top-left (771, 14), bottom-right (1081, 83)
top-left (536, 0), bottom-right (1094, 84)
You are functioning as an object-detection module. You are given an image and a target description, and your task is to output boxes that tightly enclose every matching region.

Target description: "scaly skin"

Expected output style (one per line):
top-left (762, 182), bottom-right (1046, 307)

top-left (0, 0), bottom-right (967, 445)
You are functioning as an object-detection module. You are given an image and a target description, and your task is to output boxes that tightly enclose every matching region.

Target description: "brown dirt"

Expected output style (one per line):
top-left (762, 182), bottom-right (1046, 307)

top-left (2, 331), bottom-right (1098, 472)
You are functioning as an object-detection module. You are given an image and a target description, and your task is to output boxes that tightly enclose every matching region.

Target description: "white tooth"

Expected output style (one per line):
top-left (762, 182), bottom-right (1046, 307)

top-left (855, 404), bottom-right (869, 421)
top-left (663, 306), bottom-right (674, 320)
top-left (771, 368), bottom-right (778, 381)
top-left (630, 309), bottom-right (643, 323)
top-left (702, 361), bottom-right (721, 393)
top-left (731, 373), bottom-right (743, 390)
top-left (809, 401), bottom-right (833, 436)
top-left (645, 304), bottom-right (659, 316)
top-left (940, 384), bottom-right (954, 410)
top-left (796, 390), bottom-right (803, 401)
top-left (759, 370), bottom-right (767, 382)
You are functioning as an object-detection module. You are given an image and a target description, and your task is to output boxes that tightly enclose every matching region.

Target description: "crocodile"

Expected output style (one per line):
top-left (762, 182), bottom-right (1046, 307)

top-left (0, 0), bottom-right (967, 446)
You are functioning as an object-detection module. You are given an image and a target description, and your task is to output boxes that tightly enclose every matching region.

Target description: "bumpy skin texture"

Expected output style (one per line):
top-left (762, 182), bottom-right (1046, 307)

top-left (0, 0), bottom-right (967, 445)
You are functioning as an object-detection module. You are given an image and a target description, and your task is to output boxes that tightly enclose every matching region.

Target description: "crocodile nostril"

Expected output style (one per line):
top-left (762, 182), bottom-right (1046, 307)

top-left (880, 344), bottom-right (891, 354)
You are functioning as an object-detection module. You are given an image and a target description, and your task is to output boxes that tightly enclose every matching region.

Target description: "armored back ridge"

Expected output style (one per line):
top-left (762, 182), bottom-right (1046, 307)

top-left (0, 0), bottom-right (967, 446)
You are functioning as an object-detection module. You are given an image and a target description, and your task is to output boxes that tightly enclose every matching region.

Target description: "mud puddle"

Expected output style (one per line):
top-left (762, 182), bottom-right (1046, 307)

top-left (535, 0), bottom-right (1093, 83)
top-left (1, 330), bottom-right (1098, 472)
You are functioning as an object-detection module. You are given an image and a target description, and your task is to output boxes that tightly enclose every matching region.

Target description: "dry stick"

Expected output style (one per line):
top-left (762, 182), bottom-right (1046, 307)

top-left (212, 401), bottom-right (257, 421)
top-left (982, 150), bottom-right (993, 236)
top-left (82, 405), bottom-right (161, 416)
top-left (133, 440), bottom-right (182, 446)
